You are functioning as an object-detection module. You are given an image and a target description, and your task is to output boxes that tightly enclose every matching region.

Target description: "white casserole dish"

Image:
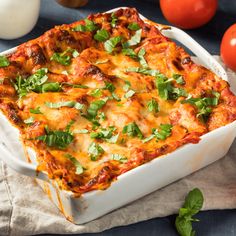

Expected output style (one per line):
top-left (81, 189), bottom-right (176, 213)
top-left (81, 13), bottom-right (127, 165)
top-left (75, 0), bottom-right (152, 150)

top-left (0, 7), bottom-right (235, 224)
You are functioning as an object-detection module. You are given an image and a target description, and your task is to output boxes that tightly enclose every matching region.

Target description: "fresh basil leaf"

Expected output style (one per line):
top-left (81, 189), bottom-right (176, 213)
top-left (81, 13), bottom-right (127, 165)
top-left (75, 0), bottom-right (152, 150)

top-left (147, 99), bottom-right (159, 113)
top-left (30, 107), bottom-right (42, 114)
top-left (24, 116), bottom-right (34, 124)
top-left (0, 56), bottom-right (10, 67)
top-left (122, 122), bottom-right (143, 139)
top-left (138, 48), bottom-right (148, 68)
top-left (123, 29), bottom-right (142, 48)
top-left (74, 129), bottom-right (89, 134)
top-left (104, 36), bottom-right (122, 53)
top-left (128, 22), bottom-right (140, 31)
top-left (13, 68), bottom-right (49, 97)
top-left (175, 188), bottom-right (204, 236)
top-left (111, 92), bottom-right (121, 101)
top-left (111, 154), bottom-right (128, 163)
top-left (122, 48), bottom-right (138, 59)
top-left (143, 124), bottom-right (172, 143)
top-left (123, 80), bottom-right (131, 92)
top-left (37, 127), bottom-right (74, 149)
top-left (87, 99), bottom-right (107, 118)
top-left (73, 19), bottom-right (98, 32)
top-left (126, 67), bottom-right (160, 77)
top-left (45, 101), bottom-right (84, 110)
top-left (173, 74), bottom-right (185, 85)
top-left (111, 12), bottom-right (118, 28)
top-left (90, 126), bottom-right (118, 143)
top-left (64, 153), bottom-right (84, 175)
top-left (94, 29), bottom-right (110, 42)
top-left (103, 81), bottom-right (116, 93)
top-left (41, 82), bottom-right (61, 93)
top-left (72, 49), bottom-right (80, 58)
top-left (88, 142), bottom-right (104, 161)
top-left (90, 88), bottom-right (102, 97)
top-left (62, 82), bottom-right (88, 89)
top-left (124, 90), bottom-right (135, 98)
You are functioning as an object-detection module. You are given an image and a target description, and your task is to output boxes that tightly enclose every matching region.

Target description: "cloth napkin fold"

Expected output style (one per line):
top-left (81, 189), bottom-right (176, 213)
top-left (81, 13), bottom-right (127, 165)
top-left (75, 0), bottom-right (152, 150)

top-left (1, 56), bottom-right (236, 236)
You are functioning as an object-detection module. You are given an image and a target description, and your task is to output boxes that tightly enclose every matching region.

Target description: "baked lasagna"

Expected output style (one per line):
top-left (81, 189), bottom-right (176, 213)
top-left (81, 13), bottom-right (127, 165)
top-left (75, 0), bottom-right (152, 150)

top-left (0, 8), bottom-right (236, 195)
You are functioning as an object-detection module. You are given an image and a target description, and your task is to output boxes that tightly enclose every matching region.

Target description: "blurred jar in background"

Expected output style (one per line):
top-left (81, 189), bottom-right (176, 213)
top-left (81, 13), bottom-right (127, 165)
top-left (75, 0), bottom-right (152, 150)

top-left (0, 0), bottom-right (40, 40)
top-left (56, 0), bottom-right (88, 8)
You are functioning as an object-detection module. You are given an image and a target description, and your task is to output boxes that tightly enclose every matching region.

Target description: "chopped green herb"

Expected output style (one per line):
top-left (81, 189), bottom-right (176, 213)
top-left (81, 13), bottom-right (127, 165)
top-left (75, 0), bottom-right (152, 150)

top-left (73, 19), bottom-right (98, 32)
top-left (122, 48), bottom-right (137, 59)
top-left (111, 12), bottom-right (118, 27)
top-left (94, 59), bottom-right (109, 65)
top-left (64, 154), bottom-right (84, 175)
top-left (45, 101), bottom-right (84, 110)
top-left (62, 82), bottom-right (88, 89)
top-left (181, 92), bottom-right (220, 122)
top-left (90, 126), bottom-right (118, 143)
top-left (123, 80), bottom-right (131, 92)
top-left (147, 99), bottom-right (159, 113)
top-left (94, 29), bottom-right (110, 42)
top-left (126, 67), bottom-right (160, 77)
top-left (173, 74), bottom-right (185, 85)
top-left (137, 48), bottom-right (148, 68)
top-left (128, 22), bottom-right (140, 31)
top-left (103, 81), bottom-right (116, 93)
top-left (24, 116), bottom-right (34, 124)
top-left (41, 82), bottom-right (61, 93)
top-left (123, 29), bottom-right (142, 48)
top-left (90, 88), bottom-right (102, 97)
top-left (87, 99), bottom-right (107, 118)
top-left (88, 142), bottom-right (104, 161)
top-left (111, 92), bottom-right (121, 101)
top-left (74, 129), bottom-right (89, 134)
top-left (175, 188), bottom-right (204, 236)
top-left (122, 122), bottom-right (143, 139)
top-left (143, 124), bottom-right (172, 143)
top-left (104, 36), bottom-right (122, 53)
top-left (37, 126), bottom-right (74, 149)
top-left (30, 107), bottom-right (42, 114)
top-left (124, 89), bottom-right (135, 98)
top-left (111, 154), bottom-right (128, 163)
top-left (0, 56), bottom-right (10, 67)
top-left (50, 48), bottom-right (79, 66)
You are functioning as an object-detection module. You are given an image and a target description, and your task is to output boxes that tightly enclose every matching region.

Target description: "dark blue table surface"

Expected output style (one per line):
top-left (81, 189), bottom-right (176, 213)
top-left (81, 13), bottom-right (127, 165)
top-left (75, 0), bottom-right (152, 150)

top-left (1, 1), bottom-right (236, 235)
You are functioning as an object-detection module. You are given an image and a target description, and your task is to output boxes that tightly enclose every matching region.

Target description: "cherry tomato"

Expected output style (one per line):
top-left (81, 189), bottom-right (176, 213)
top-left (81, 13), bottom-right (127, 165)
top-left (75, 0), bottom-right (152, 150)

top-left (160, 0), bottom-right (218, 29)
top-left (220, 24), bottom-right (236, 72)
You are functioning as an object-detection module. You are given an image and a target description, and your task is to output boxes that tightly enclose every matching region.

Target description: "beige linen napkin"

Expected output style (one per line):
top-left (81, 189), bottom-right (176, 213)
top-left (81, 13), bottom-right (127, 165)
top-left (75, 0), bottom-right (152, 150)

top-left (1, 56), bottom-right (236, 236)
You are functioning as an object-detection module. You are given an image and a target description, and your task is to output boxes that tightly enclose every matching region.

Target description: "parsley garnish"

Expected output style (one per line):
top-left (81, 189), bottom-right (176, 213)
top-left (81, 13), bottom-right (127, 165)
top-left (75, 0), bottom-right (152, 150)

top-left (45, 101), bottom-right (84, 110)
top-left (175, 188), bottom-right (204, 236)
top-left (122, 122), bottom-right (143, 139)
top-left (94, 29), bottom-right (110, 42)
top-left (64, 153), bottom-right (84, 175)
top-left (37, 125), bottom-right (74, 149)
top-left (73, 19), bottom-right (98, 32)
top-left (88, 142), bottom-right (104, 161)
top-left (111, 154), bottom-right (128, 163)
top-left (181, 92), bottom-right (220, 122)
top-left (123, 29), bottom-right (142, 48)
top-left (104, 36), bottom-right (122, 53)
top-left (50, 48), bottom-right (79, 66)
top-left (143, 124), bottom-right (172, 143)
top-left (30, 107), bottom-right (42, 114)
top-left (147, 99), bottom-right (159, 113)
top-left (0, 56), bottom-right (10, 67)
top-left (111, 12), bottom-right (118, 27)
top-left (128, 22), bottom-right (140, 31)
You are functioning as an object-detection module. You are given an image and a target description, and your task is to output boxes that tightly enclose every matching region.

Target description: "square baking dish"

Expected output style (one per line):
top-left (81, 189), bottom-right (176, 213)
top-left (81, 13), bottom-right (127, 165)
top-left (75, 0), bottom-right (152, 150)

top-left (0, 7), bottom-right (235, 224)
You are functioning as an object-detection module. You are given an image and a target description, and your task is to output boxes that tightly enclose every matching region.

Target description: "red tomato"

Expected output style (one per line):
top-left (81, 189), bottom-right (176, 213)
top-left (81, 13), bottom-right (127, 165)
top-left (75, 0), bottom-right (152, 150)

top-left (160, 0), bottom-right (218, 29)
top-left (220, 24), bottom-right (236, 72)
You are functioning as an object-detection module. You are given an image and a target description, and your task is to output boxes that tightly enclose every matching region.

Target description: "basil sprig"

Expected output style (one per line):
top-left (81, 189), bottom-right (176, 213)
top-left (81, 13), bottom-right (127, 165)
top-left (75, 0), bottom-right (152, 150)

top-left (88, 142), bottom-right (104, 161)
top-left (73, 19), bottom-right (98, 32)
top-left (143, 124), bottom-right (172, 143)
top-left (122, 122), bottom-right (143, 139)
top-left (37, 125), bottom-right (74, 149)
top-left (64, 153), bottom-right (84, 175)
top-left (181, 91), bottom-right (220, 122)
top-left (175, 188), bottom-right (204, 236)
top-left (0, 56), bottom-right (10, 67)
